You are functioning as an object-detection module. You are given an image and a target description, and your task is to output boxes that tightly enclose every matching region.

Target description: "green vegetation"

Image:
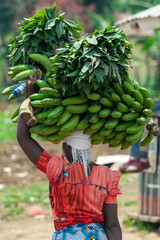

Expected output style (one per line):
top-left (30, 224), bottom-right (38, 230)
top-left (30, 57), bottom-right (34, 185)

top-left (0, 181), bottom-right (50, 220)
top-left (0, 107), bottom-right (17, 142)
top-left (124, 217), bottom-right (159, 232)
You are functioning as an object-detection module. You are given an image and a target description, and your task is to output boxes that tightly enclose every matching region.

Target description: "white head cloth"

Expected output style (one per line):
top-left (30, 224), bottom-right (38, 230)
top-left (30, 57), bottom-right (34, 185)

top-left (62, 130), bottom-right (92, 150)
top-left (62, 130), bottom-right (92, 177)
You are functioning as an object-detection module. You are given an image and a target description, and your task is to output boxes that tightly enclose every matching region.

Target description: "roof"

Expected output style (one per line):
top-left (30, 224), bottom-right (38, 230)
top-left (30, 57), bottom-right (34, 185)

top-left (116, 4), bottom-right (160, 37)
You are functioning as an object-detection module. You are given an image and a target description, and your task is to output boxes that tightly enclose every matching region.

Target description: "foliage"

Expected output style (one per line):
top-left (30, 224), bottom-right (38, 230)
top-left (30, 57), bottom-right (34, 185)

top-left (124, 217), bottom-right (159, 232)
top-left (0, 182), bottom-right (49, 220)
top-left (8, 3), bottom-right (83, 68)
top-left (52, 26), bottom-right (132, 96)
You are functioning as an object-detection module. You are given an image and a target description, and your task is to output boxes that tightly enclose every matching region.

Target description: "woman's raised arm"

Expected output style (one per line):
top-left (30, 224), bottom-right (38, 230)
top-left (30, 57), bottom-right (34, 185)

top-left (17, 69), bottom-right (44, 165)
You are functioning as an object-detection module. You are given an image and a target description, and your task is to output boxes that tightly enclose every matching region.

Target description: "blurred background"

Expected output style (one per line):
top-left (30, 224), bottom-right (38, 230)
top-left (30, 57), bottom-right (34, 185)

top-left (0, 1), bottom-right (160, 240)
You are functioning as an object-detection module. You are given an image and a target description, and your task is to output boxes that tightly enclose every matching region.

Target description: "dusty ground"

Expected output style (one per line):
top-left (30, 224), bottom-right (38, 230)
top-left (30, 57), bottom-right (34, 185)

top-left (0, 102), bottom-right (160, 240)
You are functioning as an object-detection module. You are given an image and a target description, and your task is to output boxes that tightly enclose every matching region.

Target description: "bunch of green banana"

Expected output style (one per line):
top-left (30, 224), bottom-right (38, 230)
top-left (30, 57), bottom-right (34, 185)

top-left (3, 53), bottom-right (53, 101)
top-left (10, 78), bottom-right (157, 148)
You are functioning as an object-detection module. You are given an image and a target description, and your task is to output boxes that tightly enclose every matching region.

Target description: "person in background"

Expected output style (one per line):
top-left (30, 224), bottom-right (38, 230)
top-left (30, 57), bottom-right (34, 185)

top-left (119, 101), bottom-right (160, 173)
top-left (17, 69), bottom-right (122, 240)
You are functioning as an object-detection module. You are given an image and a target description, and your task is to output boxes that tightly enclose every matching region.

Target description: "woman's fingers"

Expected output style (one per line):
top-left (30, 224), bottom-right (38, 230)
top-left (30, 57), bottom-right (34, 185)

top-left (39, 69), bottom-right (43, 80)
top-left (34, 68), bottom-right (39, 80)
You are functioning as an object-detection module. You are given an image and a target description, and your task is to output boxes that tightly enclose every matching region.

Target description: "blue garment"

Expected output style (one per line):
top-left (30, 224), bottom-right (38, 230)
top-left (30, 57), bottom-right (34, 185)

top-left (130, 101), bottom-right (160, 158)
top-left (51, 222), bottom-right (108, 240)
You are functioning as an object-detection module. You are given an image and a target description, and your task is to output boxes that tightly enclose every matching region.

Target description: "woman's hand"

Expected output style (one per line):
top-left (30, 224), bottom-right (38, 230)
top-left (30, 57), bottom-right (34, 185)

top-left (25, 68), bottom-right (43, 98)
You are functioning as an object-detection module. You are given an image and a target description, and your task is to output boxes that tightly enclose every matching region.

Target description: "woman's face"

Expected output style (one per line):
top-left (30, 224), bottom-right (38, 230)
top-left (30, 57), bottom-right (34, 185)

top-left (62, 142), bottom-right (73, 163)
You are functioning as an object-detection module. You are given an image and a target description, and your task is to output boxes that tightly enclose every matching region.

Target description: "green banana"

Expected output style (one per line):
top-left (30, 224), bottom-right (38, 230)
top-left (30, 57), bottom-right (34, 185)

top-left (115, 131), bottom-right (127, 140)
top-left (110, 93), bottom-right (121, 103)
top-left (62, 96), bottom-right (88, 106)
top-left (136, 116), bottom-right (147, 125)
top-left (132, 90), bottom-right (143, 105)
top-left (122, 94), bottom-right (134, 107)
top-left (139, 87), bottom-right (151, 100)
top-left (2, 84), bottom-right (18, 95)
top-left (117, 103), bottom-right (129, 113)
top-left (105, 130), bottom-right (116, 139)
top-left (99, 108), bottom-right (111, 118)
top-left (46, 78), bottom-right (56, 88)
top-left (84, 127), bottom-right (100, 134)
top-left (109, 142), bottom-right (122, 148)
top-left (46, 133), bottom-right (63, 143)
top-left (39, 125), bottom-right (60, 135)
top-left (104, 117), bottom-right (119, 129)
top-left (67, 104), bottom-right (88, 114)
top-left (29, 124), bottom-right (46, 134)
top-left (41, 98), bottom-right (62, 106)
top-left (125, 74), bottom-right (133, 84)
top-left (13, 69), bottom-right (34, 81)
top-left (123, 81), bottom-right (134, 95)
top-left (35, 108), bottom-right (53, 120)
top-left (29, 53), bottom-right (53, 72)
top-left (143, 109), bottom-right (153, 117)
top-left (115, 121), bottom-right (134, 131)
top-left (99, 97), bottom-right (114, 108)
top-left (88, 104), bottom-right (102, 113)
top-left (12, 115), bottom-right (19, 123)
top-left (99, 128), bottom-right (113, 137)
top-left (111, 110), bottom-right (122, 118)
top-left (30, 93), bottom-right (51, 100)
top-left (48, 106), bottom-right (64, 119)
top-left (36, 80), bottom-right (51, 88)
top-left (109, 87), bottom-right (116, 94)
top-left (43, 116), bottom-right (60, 125)
top-left (57, 110), bottom-right (72, 126)
top-left (132, 80), bottom-right (139, 91)
top-left (122, 112), bottom-right (140, 121)
top-left (125, 128), bottom-right (144, 142)
top-left (9, 64), bottom-right (31, 72)
top-left (92, 137), bottom-right (105, 145)
top-left (140, 132), bottom-right (153, 146)
top-left (60, 115), bottom-right (80, 132)
top-left (121, 141), bottom-right (132, 150)
top-left (126, 122), bottom-right (144, 134)
top-left (132, 101), bottom-right (143, 112)
top-left (39, 87), bottom-right (61, 98)
top-left (90, 113), bottom-right (100, 123)
top-left (87, 93), bottom-right (101, 101)
top-left (31, 100), bottom-right (46, 108)
top-left (112, 82), bottom-right (124, 95)
top-left (8, 71), bottom-right (17, 77)
top-left (144, 98), bottom-right (154, 110)
top-left (90, 118), bottom-right (106, 131)
top-left (103, 138), bottom-right (109, 144)
top-left (109, 138), bottom-right (123, 145)
top-left (8, 94), bottom-right (17, 100)
top-left (11, 106), bottom-right (20, 120)
top-left (76, 113), bottom-right (90, 130)
top-left (91, 132), bottom-right (104, 141)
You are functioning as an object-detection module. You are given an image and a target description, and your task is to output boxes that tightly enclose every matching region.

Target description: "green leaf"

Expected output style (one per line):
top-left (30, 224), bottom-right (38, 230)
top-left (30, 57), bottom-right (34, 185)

top-left (80, 61), bottom-right (90, 74)
top-left (56, 21), bottom-right (64, 38)
top-left (101, 62), bottom-right (109, 76)
top-left (67, 70), bottom-right (79, 77)
top-left (47, 8), bottom-right (55, 19)
top-left (95, 67), bottom-right (105, 83)
top-left (63, 19), bottom-right (77, 28)
top-left (67, 26), bottom-right (81, 39)
top-left (86, 35), bottom-right (98, 45)
top-left (44, 19), bottom-right (56, 30)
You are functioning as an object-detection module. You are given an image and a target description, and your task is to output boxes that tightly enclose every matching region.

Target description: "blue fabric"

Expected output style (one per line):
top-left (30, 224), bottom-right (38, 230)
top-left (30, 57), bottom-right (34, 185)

top-left (51, 222), bottom-right (108, 240)
top-left (130, 101), bottom-right (160, 158)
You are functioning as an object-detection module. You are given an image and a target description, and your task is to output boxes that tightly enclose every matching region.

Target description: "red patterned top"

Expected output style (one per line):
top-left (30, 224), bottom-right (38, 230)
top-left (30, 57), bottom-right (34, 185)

top-left (36, 151), bottom-right (121, 231)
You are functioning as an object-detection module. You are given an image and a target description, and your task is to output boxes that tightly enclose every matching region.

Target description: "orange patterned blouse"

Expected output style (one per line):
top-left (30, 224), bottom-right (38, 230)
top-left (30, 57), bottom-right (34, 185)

top-left (36, 151), bottom-right (121, 231)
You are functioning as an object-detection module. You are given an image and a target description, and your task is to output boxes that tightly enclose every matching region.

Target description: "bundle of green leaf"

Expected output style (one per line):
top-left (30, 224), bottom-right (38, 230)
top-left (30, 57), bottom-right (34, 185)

top-left (4, 2), bottom-right (83, 101)
top-left (52, 26), bottom-right (133, 97)
top-left (8, 2), bottom-right (83, 67)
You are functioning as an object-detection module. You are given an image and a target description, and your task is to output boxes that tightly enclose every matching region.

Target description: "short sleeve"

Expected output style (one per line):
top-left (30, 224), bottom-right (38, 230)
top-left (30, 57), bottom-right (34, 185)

top-left (104, 170), bottom-right (122, 204)
top-left (36, 151), bottom-right (52, 174)
top-left (46, 153), bottom-right (65, 183)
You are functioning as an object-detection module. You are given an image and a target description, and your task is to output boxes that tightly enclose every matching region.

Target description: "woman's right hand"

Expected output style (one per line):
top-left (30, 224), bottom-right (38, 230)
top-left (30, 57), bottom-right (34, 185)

top-left (25, 68), bottom-right (43, 98)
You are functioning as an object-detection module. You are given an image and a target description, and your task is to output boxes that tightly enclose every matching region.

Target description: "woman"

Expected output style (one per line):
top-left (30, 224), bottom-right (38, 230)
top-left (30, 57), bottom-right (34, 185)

top-left (17, 70), bottom-right (122, 240)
